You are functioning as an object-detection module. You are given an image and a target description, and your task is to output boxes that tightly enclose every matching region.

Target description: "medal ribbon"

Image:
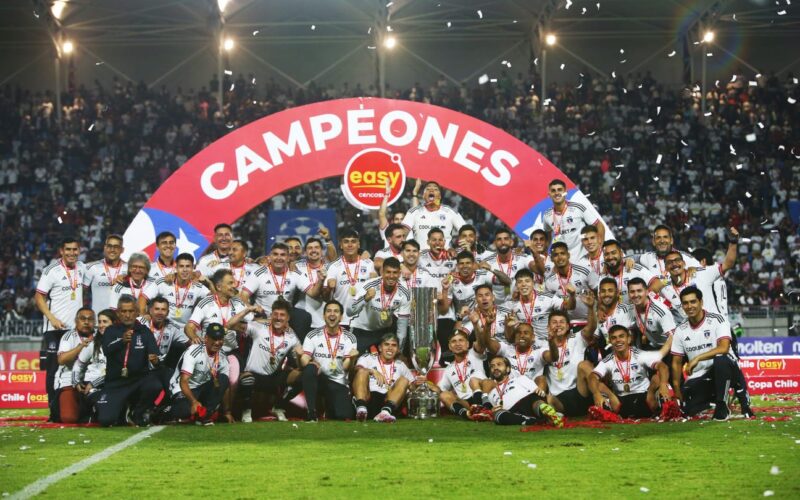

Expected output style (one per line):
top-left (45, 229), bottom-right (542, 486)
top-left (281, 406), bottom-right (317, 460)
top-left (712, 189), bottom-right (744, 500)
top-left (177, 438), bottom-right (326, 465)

top-left (557, 265), bottom-right (573, 296)
top-left (453, 357), bottom-right (469, 385)
top-left (60, 259), bottom-right (78, 294)
top-left (174, 281), bottom-right (190, 310)
top-left (515, 347), bottom-right (532, 375)
top-left (103, 260), bottom-right (122, 285)
top-left (342, 256), bottom-right (361, 288)
top-left (231, 263), bottom-right (246, 288)
top-left (213, 295), bottom-right (230, 328)
top-left (614, 349), bottom-right (632, 384)
top-left (496, 378), bottom-right (510, 403)
top-left (268, 266), bottom-right (287, 295)
top-left (520, 291), bottom-right (537, 324)
top-left (324, 327), bottom-right (342, 363)
top-left (377, 356), bottom-right (395, 385)
top-left (634, 300), bottom-right (652, 335)
top-left (380, 282), bottom-right (397, 311)
top-left (207, 349), bottom-right (220, 380)
top-left (128, 277), bottom-right (144, 300)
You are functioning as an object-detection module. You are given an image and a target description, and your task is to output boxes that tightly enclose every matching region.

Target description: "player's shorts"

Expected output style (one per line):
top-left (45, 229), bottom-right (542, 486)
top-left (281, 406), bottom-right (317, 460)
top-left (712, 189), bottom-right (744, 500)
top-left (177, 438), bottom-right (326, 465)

top-left (509, 392), bottom-right (544, 416)
top-left (617, 392), bottom-right (652, 418)
top-left (555, 387), bottom-right (592, 417)
top-left (367, 391), bottom-right (387, 418)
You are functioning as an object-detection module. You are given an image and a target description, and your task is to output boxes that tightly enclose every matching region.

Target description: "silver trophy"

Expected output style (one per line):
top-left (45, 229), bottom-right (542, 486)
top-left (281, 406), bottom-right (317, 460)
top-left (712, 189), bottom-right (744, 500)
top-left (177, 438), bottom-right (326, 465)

top-left (407, 287), bottom-right (439, 419)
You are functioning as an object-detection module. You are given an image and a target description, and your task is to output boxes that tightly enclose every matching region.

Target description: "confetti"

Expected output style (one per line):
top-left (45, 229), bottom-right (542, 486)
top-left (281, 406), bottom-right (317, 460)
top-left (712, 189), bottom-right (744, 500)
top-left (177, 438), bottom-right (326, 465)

top-left (749, 81), bottom-right (757, 87)
top-left (489, 78), bottom-right (497, 83)
top-left (527, 463), bottom-right (537, 469)
top-left (252, 30), bottom-right (259, 36)
top-left (668, 50), bottom-right (676, 57)
top-left (39, 438), bottom-right (45, 442)
top-left (619, 49), bottom-right (625, 54)
top-left (19, 446), bottom-right (30, 451)
top-left (504, 451), bottom-right (513, 455)
top-left (777, 10), bottom-right (786, 15)
top-left (757, 122), bottom-right (764, 129)
top-left (656, 106), bottom-right (661, 115)
top-left (704, 112), bottom-right (712, 116)
top-left (746, 133), bottom-right (757, 142)
top-left (428, 438), bottom-right (434, 443)
top-left (736, 164), bottom-right (743, 170)
top-left (640, 487), bottom-right (650, 493)
top-left (88, 123), bottom-right (95, 131)
top-left (477, 9), bottom-right (483, 19)
top-left (311, 25), bottom-right (316, 30)
top-left (745, 192), bottom-right (752, 198)
top-left (560, 63), bottom-right (565, 70)
top-left (656, 154), bottom-right (662, 164)
top-left (68, 441), bottom-right (75, 445)
top-left (770, 466), bottom-right (780, 475)
top-left (653, 176), bottom-right (659, 181)
top-left (788, 97), bottom-right (797, 104)
top-left (95, 61), bottom-right (104, 66)
top-left (706, 52), bottom-right (713, 57)
top-left (446, 21), bottom-right (451, 28)
top-left (224, 70), bottom-right (232, 76)
top-left (581, 7), bottom-right (587, 15)
top-left (763, 492), bottom-right (774, 497)
top-left (83, 440), bottom-right (91, 444)
top-left (566, 0), bottom-right (572, 8)
top-left (731, 75), bottom-right (737, 82)
top-left (478, 74), bottom-right (489, 85)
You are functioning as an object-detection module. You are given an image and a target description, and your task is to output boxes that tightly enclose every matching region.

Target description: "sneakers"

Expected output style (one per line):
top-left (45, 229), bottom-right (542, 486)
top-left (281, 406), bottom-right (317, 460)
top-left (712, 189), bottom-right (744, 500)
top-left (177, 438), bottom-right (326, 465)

top-left (588, 405), bottom-right (621, 423)
top-left (373, 410), bottom-right (396, 423)
top-left (713, 402), bottom-right (730, 421)
top-left (195, 419), bottom-right (214, 426)
top-left (241, 409), bottom-right (253, 423)
top-left (741, 405), bottom-right (755, 419)
top-left (538, 403), bottom-right (564, 428)
top-left (468, 407), bottom-right (494, 422)
top-left (305, 411), bottom-right (318, 423)
top-left (356, 406), bottom-right (368, 422)
top-left (273, 408), bottom-right (288, 422)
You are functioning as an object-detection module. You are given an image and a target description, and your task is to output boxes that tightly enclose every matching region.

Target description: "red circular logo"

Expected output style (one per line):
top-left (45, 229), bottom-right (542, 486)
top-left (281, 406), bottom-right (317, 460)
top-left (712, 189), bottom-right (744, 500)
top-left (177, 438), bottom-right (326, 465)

top-left (342, 148), bottom-right (406, 210)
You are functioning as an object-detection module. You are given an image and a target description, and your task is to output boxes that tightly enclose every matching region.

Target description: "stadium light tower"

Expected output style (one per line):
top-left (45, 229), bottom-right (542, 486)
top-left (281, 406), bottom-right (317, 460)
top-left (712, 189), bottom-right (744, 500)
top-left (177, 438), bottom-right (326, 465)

top-left (541, 33), bottom-right (556, 112)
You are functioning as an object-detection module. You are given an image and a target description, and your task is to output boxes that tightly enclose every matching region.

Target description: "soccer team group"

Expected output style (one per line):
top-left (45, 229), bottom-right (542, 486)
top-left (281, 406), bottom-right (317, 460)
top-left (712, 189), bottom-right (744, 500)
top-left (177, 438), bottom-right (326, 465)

top-left (35, 180), bottom-right (754, 427)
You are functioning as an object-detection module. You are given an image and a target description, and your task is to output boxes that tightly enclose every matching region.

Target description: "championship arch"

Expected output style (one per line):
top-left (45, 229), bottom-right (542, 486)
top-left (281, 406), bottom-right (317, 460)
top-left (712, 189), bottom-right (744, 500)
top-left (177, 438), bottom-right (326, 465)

top-left (122, 98), bottom-right (598, 259)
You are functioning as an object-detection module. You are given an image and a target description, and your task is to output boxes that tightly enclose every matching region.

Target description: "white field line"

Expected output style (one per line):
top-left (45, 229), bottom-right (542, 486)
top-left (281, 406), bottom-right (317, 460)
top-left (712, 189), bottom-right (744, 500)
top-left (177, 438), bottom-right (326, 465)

top-left (9, 425), bottom-right (165, 499)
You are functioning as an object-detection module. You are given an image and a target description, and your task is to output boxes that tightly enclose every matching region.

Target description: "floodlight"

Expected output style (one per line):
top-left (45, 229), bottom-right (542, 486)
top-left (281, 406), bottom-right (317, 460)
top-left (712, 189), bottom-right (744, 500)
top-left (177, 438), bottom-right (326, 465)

top-left (223, 37), bottom-right (235, 51)
top-left (384, 35), bottom-right (397, 49)
top-left (703, 30), bottom-right (715, 43)
top-left (62, 40), bottom-right (74, 54)
top-left (545, 33), bottom-right (557, 46)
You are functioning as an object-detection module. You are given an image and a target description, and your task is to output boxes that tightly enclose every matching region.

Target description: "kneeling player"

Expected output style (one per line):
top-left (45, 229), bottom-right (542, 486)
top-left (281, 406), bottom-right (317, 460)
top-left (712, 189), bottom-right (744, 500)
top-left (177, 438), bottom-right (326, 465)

top-left (430, 330), bottom-right (489, 420)
top-left (588, 325), bottom-right (672, 419)
top-left (167, 323), bottom-right (230, 425)
top-left (353, 333), bottom-right (414, 423)
top-left (485, 356), bottom-right (563, 427)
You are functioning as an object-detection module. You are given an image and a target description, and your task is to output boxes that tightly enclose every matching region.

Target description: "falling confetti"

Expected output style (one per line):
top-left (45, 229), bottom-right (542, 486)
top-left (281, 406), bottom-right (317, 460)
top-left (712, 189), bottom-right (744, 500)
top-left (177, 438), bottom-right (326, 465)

top-left (224, 70), bottom-right (232, 76)
top-left (656, 154), bottom-right (662, 164)
top-left (640, 487), bottom-right (650, 493)
top-left (252, 30), bottom-right (259, 36)
top-left (746, 133), bottom-right (757, 142)
top-left (566, 0), bottom-right (573, 8)
top-left (88, 123), bottom-right (95, 131)
top-left (477, 10), bottom-right (483, 19)
top-left (311, 25), bottom-right (316, 30)
top-left (749, 81), bottom-right (757, 87)
top-left (560, 63), bottom-right (565, 70)
top-left (763, 492), bottom-right (774, 497)
top-left (745, 192), bottom-right (752, 198)
top-left (770, 466), bottom-right (780, 475)
top-left (504, 451), bottom-right (513, 456)
top-left (527, 463), bottom-right (537, 469)
top-left (668, 50), bottom-right (676, 57)
top-left (478, 74), bottom-right (489, 85)
top-left (788, 97), bottom-right (797, 104)
top-left (446, 21), bottom-right (451, 28)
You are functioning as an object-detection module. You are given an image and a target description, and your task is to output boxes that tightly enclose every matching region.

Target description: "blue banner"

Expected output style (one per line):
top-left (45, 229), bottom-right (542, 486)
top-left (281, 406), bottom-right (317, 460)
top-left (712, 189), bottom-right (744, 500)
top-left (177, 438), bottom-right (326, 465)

top-left (266, 209), bottom-right (337, 254)
top-left (737, 337), bottom-right (800, 357)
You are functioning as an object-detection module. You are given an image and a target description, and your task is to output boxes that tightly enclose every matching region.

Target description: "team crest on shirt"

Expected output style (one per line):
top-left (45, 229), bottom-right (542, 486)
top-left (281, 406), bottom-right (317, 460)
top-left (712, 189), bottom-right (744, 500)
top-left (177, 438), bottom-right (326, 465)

top-left (136, 336), bottom-right (144, 348)
top-left (566, 216), bottom-right (574, 223)
top-left (704, 330), bottom-right (711, 338)
top-left (439, 215), bottom-right (446, 221)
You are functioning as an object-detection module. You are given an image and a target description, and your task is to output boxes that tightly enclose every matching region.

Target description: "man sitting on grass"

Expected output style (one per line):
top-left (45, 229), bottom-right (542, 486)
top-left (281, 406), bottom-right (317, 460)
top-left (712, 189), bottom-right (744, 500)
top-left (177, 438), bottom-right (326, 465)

top-left (484, 356), bottom-right (563, 427)
top-left (353, 333), bottom-right (414, 423)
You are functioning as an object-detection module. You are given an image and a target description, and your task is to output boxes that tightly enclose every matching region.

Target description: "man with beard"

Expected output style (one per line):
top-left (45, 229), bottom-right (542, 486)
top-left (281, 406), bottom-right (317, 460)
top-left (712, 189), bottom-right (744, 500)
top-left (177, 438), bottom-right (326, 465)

top-left (660, 228), bottom-right (739, 321)
top-left (36, 237), bottom-right (86, 332)
top-left (588, 324), bottom-right (674, 419)
top-left (53, 308), bottom-right (96, 423)
top-left (507, 269), bottom-right (570, 348)
top-left (484, 228), bottom-right (537, 303)
top-left (544, 242), bottom-right (591, 330)
top-left (197, 223), bottom-right (234, 277)
top-left (626, 278), bottom-right (676, 350)
top-left (324, 229), bottom-right (377, 326)
top-left (353, 333), bottom-right (414, 422)
top-left (98, 296), bottom-right (162, 427)
top-left (431, 330), bottom-right (488, 420)
top-left (108, 252), bottom-right (157, 316)
top-left (149, 231), bottom-right (177, 281)
top-left (598, 240), bottom-right (662, 305)
top-left (296, 237), bottom-right (329, 330)
top-left (596, 277), bottom-right (633, 349)
top-left (348, 257), bottom-right (411, 353)
top-left (401, 181), bottom-right (466, 251)
top-left (210, 240), bottom-right (260, 291)
top-left (670, 287), bottom-right (753, 420)
top-left (476, 322), bottom-right (548, 388)
top-left (484, 356), bottom-right (564, 427)
top-left (525, 229), bottom-right (553, 289)
top-left (284, 237), bottom-right (304, 268)
top-left (138, 297), bottom-right (184, 389)
top-left (300, 301), bottom-right (359, 421)
top-left (419, 228), bottom-right (456, 281)
top-left (543, 298), bottom-right (598, 418)
top-left (460, 284), bottom-right (514, 344)
top-left (154, 253), bottom-right (209, 330)
top-left (637, 225), bottom-right (700, 284)
top-left (542, 179), bottom-right (604, 257)
top-left (374, 223), bottom-right (405, 273)
top-left (84, 234), bottom-right (127, 314)
top-left (444, 252), bottom-right (509, 321)
top-left (451, 224), bottom-right (492, 262)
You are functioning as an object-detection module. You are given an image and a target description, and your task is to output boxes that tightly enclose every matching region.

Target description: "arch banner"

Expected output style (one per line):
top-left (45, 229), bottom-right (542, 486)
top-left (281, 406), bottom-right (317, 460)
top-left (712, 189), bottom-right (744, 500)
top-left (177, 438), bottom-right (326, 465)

top-left (123, 97), bottom-right (586, 259)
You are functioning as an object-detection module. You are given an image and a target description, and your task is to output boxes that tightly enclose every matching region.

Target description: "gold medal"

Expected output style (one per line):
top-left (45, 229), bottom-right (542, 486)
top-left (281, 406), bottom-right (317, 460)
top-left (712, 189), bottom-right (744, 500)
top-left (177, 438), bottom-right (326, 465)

top-left (504, 285), bottom-right (511, 295)
top-left (270, 357), bottom-right (277, 367)
top-left (460, 382), bottom-right (467, 393)
top-left (70, 291), bottom-right (76, 300)
top-left (120, 367), bottom-right (128, 378)
top-left (329, 361), bottom-right (337, 371)
top-left (380, 310), bottom-right (389, 322)
top-left (349, 286), bottom-right (356, 296)
top-left (213, 376), bottom-right (220, 388)
top-left (623, 383), bottom-right (630, 392)
top-left (174, 308), bottom-right (183, 319)
top-left (556, 368), bottom-right (563, 381)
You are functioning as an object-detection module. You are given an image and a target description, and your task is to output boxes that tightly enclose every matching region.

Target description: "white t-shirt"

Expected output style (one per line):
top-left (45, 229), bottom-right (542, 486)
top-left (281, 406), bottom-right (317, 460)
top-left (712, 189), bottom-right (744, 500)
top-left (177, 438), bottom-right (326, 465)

top-left (187, 295), bottom-right (251, 354)
top-left (436, 348), bottom-right (486, 400)
top-left (196, 251), bottom-right (231, 278)
top-left (302, 327), bottom-right (359, 387)
top-left (507, 292), bottom-right (565, 347)
top-left (627, 297), bottom-right (676, 347)
top-left (325, 257), bottom-right (376, 326)
top-left (374, 246), bottom-right (404, 264)
top-left (660, 264), bottom-right (726, 320)
top-left (593, 348), bottom-right (662, 396)
top-left (596, 303), bottom-right (634, 343)
top-left (349, 278), bottom-right (411, 331)
top-left (418, 250), bottom-right (456, 280)
top-left (295, 261), bottom-right (327, 328)
top-left (149, 260), bottom-right (176, 281)
top-left (170, 343), bottom-right (230, 394)
top-left (448, 271), bottom-right (493, 317)
top-left (242, 266), bottom-right (311, 315)
top-left (637, 251), bottom-right (700, 284)
top-left (488, 372), bottom-right (538, 410)
top-left (108, 277), bottom-right (158, 310)
top-left (545, 333), bottom-right (590, 396)
top-left (542, 201), bottom-right (601, 254)
top-left (36, 260), bottom-right (87, 331)
top-left (544, 263), bottom-right (598, 325)
top-left (243, 323), bottom-right (299, 376)
top-left (153, 279), bottom-right (209, 328)
top-left (211, 261), bottom-right (260, 290)
top-left (497, 342), bottom-right (547, 379)
top-left (137, 317), bottom-right (182, 360)
top-left (84, 260), bottom-right (127, 313)
top-left (483, 251), bottom-right (534, 303)
top-left (74, 342), bottom-right (106, 387)
top-left (670, 311), bottom-right (734, 381)
top-left (402, 204), bottom-right (466, 251)
top-left (356, 353), bottom-right (414, 394)
top-left (459, 304), bottom-right (514, 343)
top-left (55, 330), bottom-right (84, 390)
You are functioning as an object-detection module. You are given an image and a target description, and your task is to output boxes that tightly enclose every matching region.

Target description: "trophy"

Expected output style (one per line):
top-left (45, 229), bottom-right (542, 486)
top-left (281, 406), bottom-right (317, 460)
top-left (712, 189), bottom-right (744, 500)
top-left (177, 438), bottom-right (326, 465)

top-left (407, 287), bottom-right (439, 419)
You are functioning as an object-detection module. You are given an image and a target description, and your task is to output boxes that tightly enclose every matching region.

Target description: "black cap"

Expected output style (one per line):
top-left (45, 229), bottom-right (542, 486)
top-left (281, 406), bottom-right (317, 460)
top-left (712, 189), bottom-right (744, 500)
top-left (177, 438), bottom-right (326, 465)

top-left (205, 323), bottom-right (225, 341)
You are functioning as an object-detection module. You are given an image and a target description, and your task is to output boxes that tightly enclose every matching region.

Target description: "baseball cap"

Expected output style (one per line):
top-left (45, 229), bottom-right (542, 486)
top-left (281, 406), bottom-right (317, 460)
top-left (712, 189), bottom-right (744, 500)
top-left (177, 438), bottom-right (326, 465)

top-left (205, 323), bottom-right (226, 341)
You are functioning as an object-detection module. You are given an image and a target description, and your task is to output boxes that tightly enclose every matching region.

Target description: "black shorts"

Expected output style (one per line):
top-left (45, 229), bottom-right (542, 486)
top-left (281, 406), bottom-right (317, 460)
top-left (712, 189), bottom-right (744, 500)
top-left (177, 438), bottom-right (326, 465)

top-left (509, 392), bottom-right (543, 416)
top-left (554, 387), bottom-right (592, 417)
top-left (618, 392), bottom-right (652, 418)
top-left (251, 371), bottom-right (289, 393)
top-left (367, 391), bottom-right (387, 418)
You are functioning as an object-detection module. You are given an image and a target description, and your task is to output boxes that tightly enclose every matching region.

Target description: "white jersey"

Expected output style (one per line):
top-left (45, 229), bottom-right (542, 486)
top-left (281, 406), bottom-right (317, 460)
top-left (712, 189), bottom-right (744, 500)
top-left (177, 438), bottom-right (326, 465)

top-left (402, 204), bottom-right (466, 251)
top-left (325, 257), bottom-right (376, 325)
top-left (187, 295), bottom-right (251, 353)
top-left (459, 304), bottom-right (514, 343)
top-left (637, 251), bottom-right (700, 284)
top-left (302, 327), bottom-right (358, 386)
top-left (497, 342), bottom-right (547, 379)
top-left (243, 323), bottom-right (299, 376)
top-left (660, 265), bottom-right (727, 320)
top-left (196, 251), bottom-right (231, 278)
top-left (349, 278), bottom-right (411, 331)
top-left (74, 342), bottom-right (106, 387)
top-left (209, 261), bottom-right (260, 290)
top-left (149, 259), bottom-right (176, 281)
top-left (533, 254), bottom-right (554, 291)
top-left (448, 271), bottom-right (493, 317)
top-left (627, 298), bottom-right (676, 347)
top-left (295, 261), bottom-right (327, 328)
top-left (507, 292), bottom-right (565, 346)
top-left (437, 348), bottom-right (486, 399)
top-left (596, 303), bottom-right (634, 343)
top-left (545, 333), bottom-right (590, 396)
top-left (356, 353), bottom-right (414, 394)
top-left (374, 246), bottom-right (404, 264)
top-left (55, 329), bottom-right (84, 390)
top-left (108, 277), bottom-right (158, 309)
top-left (542, 201), bottom-right (601, 254)
top-left (575, 250), bottom-right (604, 277)
top-left (242, 266), bottom-right (311, 315)
top-left (489, 372), bottom-right (538, 410)
top-left (83, 260), bottom-right (128, 313)
top-left (670, 311), bottom-right (734, 381)
top-left (170, 343), bottom-right (230, 394)
top-left (137, 317), bottom-right (182, 360)
top-left (593, 348), bottom-right (662, 396)
top-left (418, 250), bottom-right (456, 280)
top-left (483, 252), bottom-right (533, 303)
top-left (36, 260), bottom-right (87, 332)
top-left (597, 264), bottom-right (658, 305)
top-left (152, 279), bottom-right (209, 327)
top-left (544, 263), bottom-right (598, 325)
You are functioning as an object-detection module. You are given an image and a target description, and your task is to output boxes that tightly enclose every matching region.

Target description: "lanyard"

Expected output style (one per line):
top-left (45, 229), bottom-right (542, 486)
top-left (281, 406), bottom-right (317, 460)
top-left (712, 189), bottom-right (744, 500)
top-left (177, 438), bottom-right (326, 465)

top-left (454, 357), bottom-right (469, 384)
top-left (231, 263), bottom-right (247, 288)
top-left (60, 259), bottom-right (78, 293)
top-left (103, 260), bottom-right (122, 284)
top-left (157, 259), bottom-right (175, 277)
top-left (557, 265), bottom-right (573, 296)
top-left (174, 281), bottom-right (190, 309)
top-left (377, 356), bottom-right (395, 384)
top-left (214, 295), bottom-right (230, 327)
top-left (614, 349), bottom-right (632, 383)
top-left (516, 348), bottom-right (532, 375)
top-left (480, 308), bottom-right (497, 337)
top-left (634, 300), bottom-right (652, 334)
top-left (342, 257), bottom-right (361, 287)
top-left (496, 254), bottom-right (513, 277)
top-left (380, 283), bottom-right (397, 310)
top-left (269, 266), bottom-right (287, 295)
top-left (496, 378), bottom-right (510, 402)
top-left (555, 340), bottom-right (568, 369)
top-left (520, 292), bottom-right (537, 324)
top-left (324, 327), bottom-right (342, 360)
top-left (127, 277), bottom-right (144, 300)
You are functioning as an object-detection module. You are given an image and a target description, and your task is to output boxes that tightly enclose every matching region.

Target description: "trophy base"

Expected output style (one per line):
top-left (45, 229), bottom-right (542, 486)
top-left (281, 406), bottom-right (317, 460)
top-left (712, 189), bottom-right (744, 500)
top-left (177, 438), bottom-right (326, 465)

top-left (407, 383), bottom-right (439, 419)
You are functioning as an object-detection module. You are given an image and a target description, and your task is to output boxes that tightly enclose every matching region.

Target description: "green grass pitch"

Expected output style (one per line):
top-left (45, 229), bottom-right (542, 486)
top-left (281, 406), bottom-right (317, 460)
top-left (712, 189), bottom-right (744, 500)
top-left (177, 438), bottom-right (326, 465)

top-left (1, 398), bottom-right (798, 499)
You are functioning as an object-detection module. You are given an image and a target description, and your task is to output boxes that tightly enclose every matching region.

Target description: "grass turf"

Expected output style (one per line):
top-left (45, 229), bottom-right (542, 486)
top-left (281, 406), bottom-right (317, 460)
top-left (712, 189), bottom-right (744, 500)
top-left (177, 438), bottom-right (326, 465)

top-left (1, 399), bottom-right (799, 499)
